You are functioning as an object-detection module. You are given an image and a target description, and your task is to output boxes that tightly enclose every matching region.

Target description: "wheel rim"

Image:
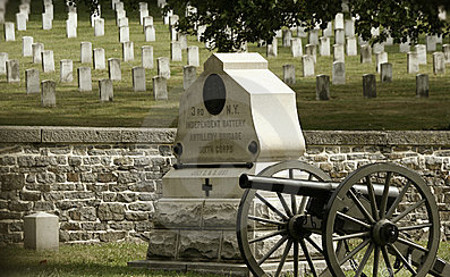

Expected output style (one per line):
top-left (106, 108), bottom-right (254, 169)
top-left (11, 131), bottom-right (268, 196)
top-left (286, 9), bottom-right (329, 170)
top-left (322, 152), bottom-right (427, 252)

top-left (237, 160), bottom-right (331, 277)
top-left (323, 163), bottom-right (440, 277)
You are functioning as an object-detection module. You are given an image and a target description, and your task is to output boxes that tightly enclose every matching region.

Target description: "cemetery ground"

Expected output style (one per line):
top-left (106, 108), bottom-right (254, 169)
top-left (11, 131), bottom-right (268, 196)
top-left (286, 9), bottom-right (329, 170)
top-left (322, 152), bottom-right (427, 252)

top-left (0, 1), bottom-right (449, 130)
top-left (0, 241), bottom-right (448, 276)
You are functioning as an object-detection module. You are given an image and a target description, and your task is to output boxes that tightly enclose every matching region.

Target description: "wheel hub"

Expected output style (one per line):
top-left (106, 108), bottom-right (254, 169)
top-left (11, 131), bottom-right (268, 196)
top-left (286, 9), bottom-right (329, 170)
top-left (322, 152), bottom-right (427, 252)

top-left (288, 214), bottom-right (310, 240)
top-left (373, 219), bottom-right (399, 246)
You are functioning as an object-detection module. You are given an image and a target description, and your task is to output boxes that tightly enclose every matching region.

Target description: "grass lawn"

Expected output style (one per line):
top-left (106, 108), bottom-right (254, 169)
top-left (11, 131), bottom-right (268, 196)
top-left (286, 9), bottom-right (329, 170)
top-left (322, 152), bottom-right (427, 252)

top-left (0, 242), bottom-right (449, 277)
top-left (0, 0), bottom-right (449, 130)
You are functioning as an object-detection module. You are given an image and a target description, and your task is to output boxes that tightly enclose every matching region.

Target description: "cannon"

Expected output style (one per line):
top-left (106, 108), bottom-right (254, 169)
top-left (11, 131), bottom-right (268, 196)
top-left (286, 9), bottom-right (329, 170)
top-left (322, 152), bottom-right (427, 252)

top-left (236, 161), bottom-right (450, 277)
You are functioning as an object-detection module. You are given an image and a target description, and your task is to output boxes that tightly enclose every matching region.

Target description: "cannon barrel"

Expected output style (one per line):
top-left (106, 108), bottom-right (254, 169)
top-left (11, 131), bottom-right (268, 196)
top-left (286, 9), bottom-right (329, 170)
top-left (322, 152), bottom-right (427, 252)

top-left (239, 174), bottom-right (399, 198)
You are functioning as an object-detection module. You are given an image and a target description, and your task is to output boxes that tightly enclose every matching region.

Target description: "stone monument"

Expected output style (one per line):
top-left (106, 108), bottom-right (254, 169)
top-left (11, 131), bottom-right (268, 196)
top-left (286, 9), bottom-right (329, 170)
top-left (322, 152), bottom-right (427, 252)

top-left (129, 53), bottom-right (306, 275)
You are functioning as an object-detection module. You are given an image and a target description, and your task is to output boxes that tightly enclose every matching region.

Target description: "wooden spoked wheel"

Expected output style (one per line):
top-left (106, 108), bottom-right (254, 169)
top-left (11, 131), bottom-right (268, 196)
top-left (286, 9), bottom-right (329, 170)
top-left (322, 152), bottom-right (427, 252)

top-left (323, 163), bottom-right (440, 277)
top-left (237, 161), bottom-right (331, 277)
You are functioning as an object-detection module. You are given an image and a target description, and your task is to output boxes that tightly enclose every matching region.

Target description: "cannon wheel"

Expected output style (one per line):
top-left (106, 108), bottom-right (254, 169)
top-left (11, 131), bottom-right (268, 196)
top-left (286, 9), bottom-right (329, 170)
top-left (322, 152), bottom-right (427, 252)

top-left (237, 160), bottom-right (331, 277)
top-left (323, 163), bottom-right (440, 277)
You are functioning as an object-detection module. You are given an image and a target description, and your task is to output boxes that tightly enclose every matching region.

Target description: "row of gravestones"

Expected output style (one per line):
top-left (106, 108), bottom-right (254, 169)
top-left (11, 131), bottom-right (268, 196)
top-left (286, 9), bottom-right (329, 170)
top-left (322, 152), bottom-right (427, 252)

top-left (313, 73), bottom-right (430, 101)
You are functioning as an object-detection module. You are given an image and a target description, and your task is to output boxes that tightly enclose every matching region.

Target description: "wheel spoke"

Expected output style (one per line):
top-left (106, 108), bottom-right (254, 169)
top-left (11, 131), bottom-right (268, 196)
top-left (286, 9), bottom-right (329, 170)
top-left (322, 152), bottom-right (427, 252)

top-left (386, 181), bottom-right (411, 219)
top-left (257, 235), bottom-right (289, 266)
top-left (348, 189), bottom-right (376, 224)
top-left (397, 237), bottom-right (429, 253)
top-left (365, 176), bottom-right (380, 221)
top-left (379, 172), bottom-right (392, 219)
top-left (391, 199), bottom-right (426, 223)
top-left (333, 231), bottom-right (370, 241)
top-left (277, 192), bottom-right (293, 217)
top-left (339, 238), bottom-right (371, 265)
top-left (373, 245), bottom-right (380, 277)
top-left (305, 236), bottom-right (324, 255)
top-left (381, 246), bottom-right (394, 277)
top-left (398, 222), bottom-right (432, 231)
top-left (354, 243), bottom-right (374, 277)
top-left (300, 238), bottom-right (318, 277)
top-left (248, 215), bottom-right (285, 226)
top-left (336, 211), bottom-right (371, 229)
top-left (293, 241), bottom-right (299, 277)
top-left (275, 239), bottom-right (293, 277)
top-left (249, 230), bottom-right (286, 244)
top-left (298, 196), bottom-right (308, 215)
top-left (389, 244), bottom-right (418, 275)
top-left (255, 192), bottom-right (289, 221)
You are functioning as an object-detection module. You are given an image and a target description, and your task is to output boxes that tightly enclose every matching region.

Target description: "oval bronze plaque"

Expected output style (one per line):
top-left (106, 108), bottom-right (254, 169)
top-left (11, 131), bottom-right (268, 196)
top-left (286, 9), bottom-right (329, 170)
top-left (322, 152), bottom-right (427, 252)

top-left (203, 74), bottom-right (226, 116)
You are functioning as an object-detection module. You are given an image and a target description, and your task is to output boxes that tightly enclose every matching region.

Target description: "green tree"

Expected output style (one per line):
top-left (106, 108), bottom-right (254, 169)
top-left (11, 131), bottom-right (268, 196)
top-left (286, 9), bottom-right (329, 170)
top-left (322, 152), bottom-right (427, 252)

top-left (164, 0), bottom-right (449, 52)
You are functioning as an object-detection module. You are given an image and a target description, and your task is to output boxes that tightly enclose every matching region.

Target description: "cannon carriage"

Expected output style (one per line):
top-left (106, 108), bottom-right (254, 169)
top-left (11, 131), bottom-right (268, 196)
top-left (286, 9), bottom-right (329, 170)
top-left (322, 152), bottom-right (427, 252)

top-left (135, 52), bottom-right (449, 277)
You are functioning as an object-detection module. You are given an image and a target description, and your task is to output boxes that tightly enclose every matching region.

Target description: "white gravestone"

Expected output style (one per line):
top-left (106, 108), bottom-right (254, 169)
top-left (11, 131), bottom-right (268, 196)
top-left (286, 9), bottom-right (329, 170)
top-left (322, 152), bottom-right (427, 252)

top-left (16, 13), bottom-right (27, 31)
top-left (266, 37), bottom-right (278, 57)
top-left (171, 41), bottom-right (182, 61)
top-left (282, 64), bottom-right (295, 85)
top-left (323, 22), bottom-right (332, 37)
top-left (319, 37), bottom-right (330, 56)
top-left (157, 57), bottom-right (170, 79)
top-left (6, 59), bottom-right (20, 83)
top-left (143, 16), bottom-right (153, 30)
top-left (26, 68), bottom-right (40, 94)
top-left (108, 58), bottom-right (121, 81)
top-left (335, 28), bottom-right (345, 45)
top-left (93, 48), bottom-right (105, 70)
top-left (32, 43), bottom-right (44, 64)
top-left (187, 46), bottom-right (200, 67)
top-left (291, 38), bottom-right (303, 57)
top-left (78, 67), bottom-right (92, 92)
top-left (94, 18), bottom-right (104, 37)
top-left (443, 44), bottom-right (450, 64)
top-left (333, 44), bottom-right (345, 62)
top-left (44, 4), bottom-right (54, 19)
top-left (122, 41), bottom-right (134, 62)
top-left (360, 45), bottom-right (372, 64)
top-left (183, 65), bottom-right (196, 90)
top-left (140, 9), bottom-right (149, 25)
top-left (152, 75), bottom-right (168, 100)
top-left (415, 44), bottom-right (427, 65)
top-left (373, 42), bottom-right (385, 54)
top-left (68, 12), bottom-right (77, 27)
top-left (308, 29), bottom-right (319, 46)
top-left (400, 41), bottom-right (410, 53)
top-left (118, 17), bottom-right (128, 28)
top-left (99, 79), bottom-right (113, 102)
top-left (42, 50), bottom-right (55, 73)
top-left (66, 19), bottom-right (76, 38)
top-left (0, 53), bottom-right (8, 75)
top-left (41, 80), bottom-right (56, 107)
top-left (305, 44), bottom-right (316, 63)
top-left (375, 52), bottom-right (388, 73)
top-left (179, 34), bottom-right (188, 50)
top-left (332, 61), bottom-right (346, 85)
top-left (282, 29), bottom-right (292, 47)
top-left (145, 25), bottom-right (155, 41)
top-left (335, 13), bottom-right (344, 29)
top-left (4, 22), bottom-right (15, 41)
top-left (24, 212), bottom-right (59, 251)
top-left (363, 74), bottom-right (376, 98)
top-left (42, 13), bottom-right (52, 30)
top-left (426, 36), bottom-right (437, 52)
top-left (433, 52), bottom-right (445, 75)
top-left (142, 46), bottom-right (154, 69)
top-left (407, 51), bottom-right (419, 74)
top-left (346, 37), bottom-right (357, 56)
top-left (345, 18), bottom-right (355, 37)
top-left (302, 55), bottom-right (315, 77)
top-left (60, 59), bottom-right (73, 83)
top-left (132, 66), bottom-right (146, 92)
top-left (22, 36), bottom-right (33, 57)
top-left (80, 42), bottom-right (92, 64)
top-left (119, 26), bottom-right (129, 43)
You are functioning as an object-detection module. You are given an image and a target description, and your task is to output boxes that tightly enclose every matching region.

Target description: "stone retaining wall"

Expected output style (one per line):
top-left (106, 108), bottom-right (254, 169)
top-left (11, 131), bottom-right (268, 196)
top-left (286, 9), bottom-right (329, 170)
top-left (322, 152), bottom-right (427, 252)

top-left (0, 127), bottom-right (449, 244)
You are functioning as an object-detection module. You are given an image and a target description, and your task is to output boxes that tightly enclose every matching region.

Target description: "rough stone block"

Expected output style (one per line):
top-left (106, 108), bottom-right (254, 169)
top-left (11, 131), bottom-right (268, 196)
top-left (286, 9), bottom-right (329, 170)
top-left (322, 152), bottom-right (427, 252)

top-left (154, 200), bottom-right (202, 227)
top-left (178, 230), bottom-right (221, 260)
top-left (146, 230), bottom-right (178, 259)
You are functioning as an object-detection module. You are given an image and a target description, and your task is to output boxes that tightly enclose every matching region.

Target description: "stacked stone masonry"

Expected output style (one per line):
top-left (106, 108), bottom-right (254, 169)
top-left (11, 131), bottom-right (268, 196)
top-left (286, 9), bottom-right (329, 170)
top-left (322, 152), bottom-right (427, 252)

top-left (0, 127), bottom-right (449, 245)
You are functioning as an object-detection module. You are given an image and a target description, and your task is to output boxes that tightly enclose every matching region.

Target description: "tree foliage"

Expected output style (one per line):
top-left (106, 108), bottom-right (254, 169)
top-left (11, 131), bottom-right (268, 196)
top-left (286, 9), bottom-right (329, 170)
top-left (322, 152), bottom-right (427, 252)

top-left (75, 0), bottom-right (450, 52)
